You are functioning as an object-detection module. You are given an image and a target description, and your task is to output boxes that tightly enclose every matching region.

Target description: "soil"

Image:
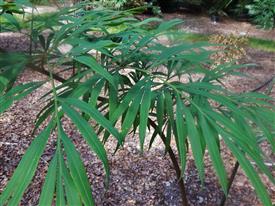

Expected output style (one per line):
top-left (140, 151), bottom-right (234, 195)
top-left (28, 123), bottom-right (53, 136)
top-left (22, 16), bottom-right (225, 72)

top-left (162, 12), bottom-right (275, 41)
top-left (0, 10), bottom-right (275, 206)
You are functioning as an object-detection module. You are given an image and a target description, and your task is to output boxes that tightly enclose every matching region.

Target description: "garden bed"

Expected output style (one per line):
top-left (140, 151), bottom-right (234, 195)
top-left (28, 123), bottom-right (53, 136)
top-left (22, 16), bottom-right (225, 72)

top-left (1, 9), bottom-right (275, 205)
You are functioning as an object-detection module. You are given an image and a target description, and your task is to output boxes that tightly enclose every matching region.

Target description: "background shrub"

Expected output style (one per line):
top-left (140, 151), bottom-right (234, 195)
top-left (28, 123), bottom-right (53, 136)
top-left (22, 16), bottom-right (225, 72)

top-left (246, 0), bottom-right (275, 29)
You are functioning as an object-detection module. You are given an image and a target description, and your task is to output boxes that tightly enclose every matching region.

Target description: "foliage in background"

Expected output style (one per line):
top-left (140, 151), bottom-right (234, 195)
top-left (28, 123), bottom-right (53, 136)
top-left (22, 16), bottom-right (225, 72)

top-left (92, 0), bottom-right (145, 9)
top-left (154, 0), bottom-right (275, 28)
top-left (246, 0), bottom-right (275, 29)
top-left (232, 0), bottom-right (252, 17)
top-left (0, 1), bottom-right (275, 206)
top-left (0, 0), bottom-right (26, 32)
top-left (157, 0), bottom-right (237, 14)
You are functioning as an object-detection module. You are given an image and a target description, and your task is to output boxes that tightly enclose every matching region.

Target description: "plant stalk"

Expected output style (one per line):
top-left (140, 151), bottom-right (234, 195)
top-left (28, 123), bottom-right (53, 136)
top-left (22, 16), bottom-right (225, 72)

top-left (220, 161), bottom-right (239, 206)
top-left (29, 6), bottom-right (34, 55)
top-left (149, 119), bottom-right (189, 206)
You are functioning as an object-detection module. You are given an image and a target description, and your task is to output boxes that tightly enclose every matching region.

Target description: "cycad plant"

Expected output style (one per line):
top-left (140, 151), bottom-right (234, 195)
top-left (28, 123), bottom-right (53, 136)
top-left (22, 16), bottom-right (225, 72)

top-left (0, 1), bottom-right (274, 205)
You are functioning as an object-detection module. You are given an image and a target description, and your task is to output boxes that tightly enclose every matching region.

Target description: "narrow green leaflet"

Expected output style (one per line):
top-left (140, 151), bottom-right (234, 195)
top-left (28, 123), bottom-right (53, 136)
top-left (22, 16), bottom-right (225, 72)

top-left (109, 78), bottom-right (146, 123)
top-left (33, 104), bottom-right (55, 134)
top-left (182, 104), bottom-right (205, 182)
top-left (39, 154), bottom-right (57, 206)
top-left (247, 108), bottom-right (275, 152)
top-left (109, 75), bottom-right (119, 117)
top-left (61, 158), bottom-right (82, 206)
top-left (0, 53), bottom-right (27, 93)
top-left (165, 90), bottom-right (174, 150)
top-left (222, 132), bottom-right (272, 206)
top-left (60, 98), bottom-right (123, 145)
top-left (121, 88), bottom-right (144, 139)
top-left (61, 103), bottom-right (109, 184)
top-left (89, 79), bottom-right (105, 107)
top-left (0, 82), bottom-right (44, 113)
top-left (205, 110), bottom-right (261, 155)
top-left (205, 110), bottom-right (275, 183)
top-left (199, 114), bottom-right (228, 193)
top-left (59, 125), bottom-right (94, 206)
top-left (0, 121), bottom-right (54, 205)
top-left (139, 81), bottom-right (152, 153)
top-left (156, 91), bottom-right (165, 131)
top-left (175, 97), bottom-right (187, 174)
top-left (56, 150), bottom-right (66, 206)
top-left (74, 56), bottom-right (115, 88)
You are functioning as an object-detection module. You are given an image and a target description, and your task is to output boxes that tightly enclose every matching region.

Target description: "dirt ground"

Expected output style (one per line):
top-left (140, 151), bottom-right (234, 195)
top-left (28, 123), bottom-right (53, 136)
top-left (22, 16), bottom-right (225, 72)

top-left (162, 12), bottom-right (275, 41)
top-left (0, 12), bottom-right (275, 206)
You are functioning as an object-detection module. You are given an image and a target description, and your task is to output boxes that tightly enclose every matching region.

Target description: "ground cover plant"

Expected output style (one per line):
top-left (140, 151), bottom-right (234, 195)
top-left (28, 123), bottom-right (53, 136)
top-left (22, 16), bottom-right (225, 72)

top-left (0, 1), bottom-right (275, 205)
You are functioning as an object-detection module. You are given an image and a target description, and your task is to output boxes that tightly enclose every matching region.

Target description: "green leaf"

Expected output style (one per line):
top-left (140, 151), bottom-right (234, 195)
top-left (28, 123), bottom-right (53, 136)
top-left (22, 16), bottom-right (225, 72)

top-left (156, 91), bottom-right (164, 131)
top-left (139, 81), bottom-right (152, 153)
top-left (62, 102), bottom-right (109, 184)
top-left (39, 154), bottom-right (57, 206)
top-left (199, 114), bottom-right (228, 194)
top-left (33, 103), bottom-right (55, 134)
top-left (89, 79), bottom-right (105, 107)
top-left (175, 96), bottom-right (187, 174)
top-left (59, 125), bottom-right (95, 206)
top-left (205, 110), bottom-right (260, 154)
top-left (109, 78), bottom-right (146, 123)
top-left (109, 75), bottom-right (119, 117)
top-left (56, 151), bottom-right (66, 206)
top-left (61, 158), bottom-right (82, 206)
top-left (0, 121), bottom-right (54, 205)
top-left (121, 88), bottom-right (144, 138)
top-left (206, 110), bottom-right (274, 184)
top-left (164, 90), bottom-right (174, 150)
top-left (0, 53), bottom-right (27, 93)
top-left (0, 82), bottom-right (44, 113)
top-left (182, 104), bottom-right (205, 182)
top-left (60, 98), bottom-right (123, 145)
top-left (222, 132), bottom-right (272, 206)
top-left (74, 56), bottom-right (115, 88)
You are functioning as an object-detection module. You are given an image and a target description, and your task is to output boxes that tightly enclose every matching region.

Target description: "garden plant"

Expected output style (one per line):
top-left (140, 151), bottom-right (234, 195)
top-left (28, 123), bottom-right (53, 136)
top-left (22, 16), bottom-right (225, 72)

top-left (0, 1), bottom-right (275, 205)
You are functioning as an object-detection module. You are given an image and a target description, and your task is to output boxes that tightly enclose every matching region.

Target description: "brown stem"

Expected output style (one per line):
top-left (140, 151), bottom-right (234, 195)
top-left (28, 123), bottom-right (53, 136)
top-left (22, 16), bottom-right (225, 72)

top-left (149, 118), bottom-right (189, 206)
top-left (251, 76), bottom-right (274, 92)
top-left (220, 161), bottom-right (239, 206)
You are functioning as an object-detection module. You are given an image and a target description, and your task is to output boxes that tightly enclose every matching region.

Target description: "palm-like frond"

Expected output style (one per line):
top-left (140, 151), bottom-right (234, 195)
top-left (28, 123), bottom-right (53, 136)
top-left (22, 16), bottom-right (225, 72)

top-left (0, 1), bottom-right (274, 205)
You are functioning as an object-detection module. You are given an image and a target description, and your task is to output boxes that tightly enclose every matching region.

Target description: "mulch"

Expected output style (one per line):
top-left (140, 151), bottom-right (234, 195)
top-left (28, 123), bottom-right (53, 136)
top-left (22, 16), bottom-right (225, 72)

top-left (0, 12), bottom-right (275, 206)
